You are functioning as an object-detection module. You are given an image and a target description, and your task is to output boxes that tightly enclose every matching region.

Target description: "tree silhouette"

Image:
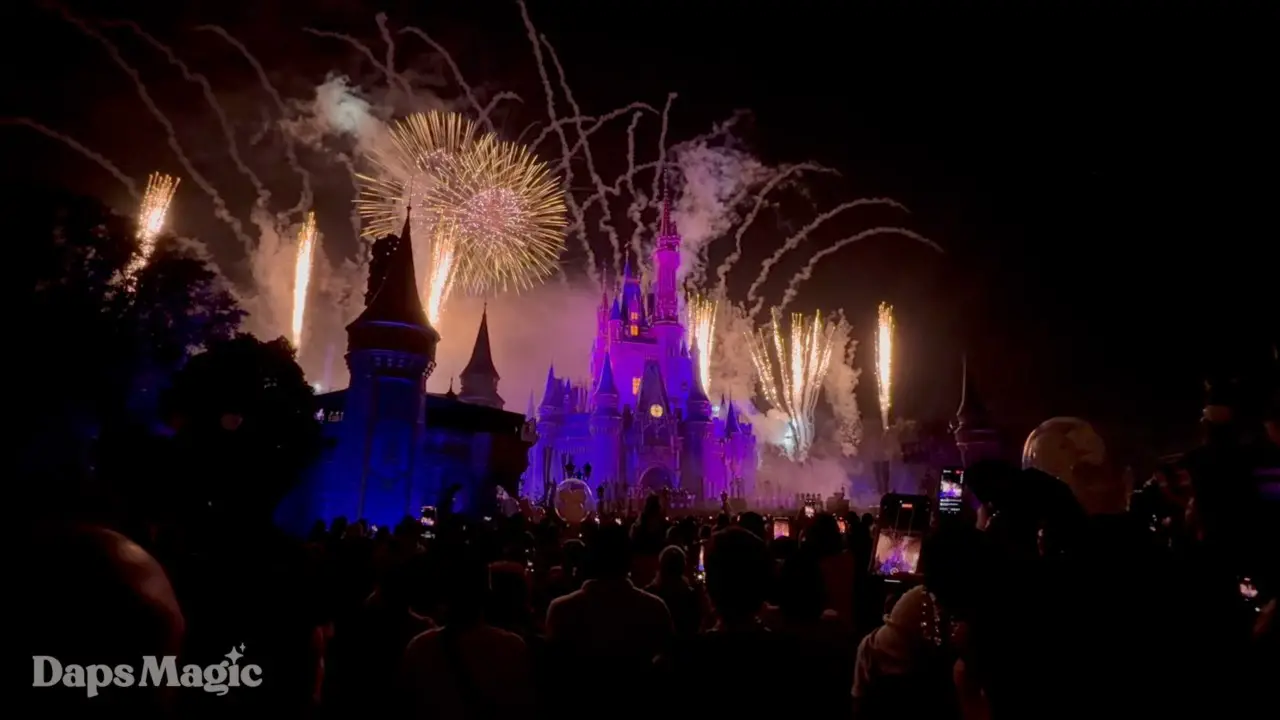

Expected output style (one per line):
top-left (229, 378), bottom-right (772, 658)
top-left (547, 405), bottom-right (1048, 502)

top-left (18, 189), bottom-right (243, 505)
top-left (162, 334), bottom-right (325, 522)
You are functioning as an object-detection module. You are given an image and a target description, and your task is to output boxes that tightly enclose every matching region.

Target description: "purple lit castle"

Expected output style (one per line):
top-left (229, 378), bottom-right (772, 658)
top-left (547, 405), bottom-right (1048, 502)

top-left (524, 192), bottom-right (756, 507)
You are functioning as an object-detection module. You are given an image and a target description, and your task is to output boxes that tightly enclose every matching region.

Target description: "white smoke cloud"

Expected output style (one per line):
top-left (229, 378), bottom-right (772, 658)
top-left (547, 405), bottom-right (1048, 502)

top-left (671, 142), bottom-right (768, 285)
top-left (824, 313), bottom-right (864, 456)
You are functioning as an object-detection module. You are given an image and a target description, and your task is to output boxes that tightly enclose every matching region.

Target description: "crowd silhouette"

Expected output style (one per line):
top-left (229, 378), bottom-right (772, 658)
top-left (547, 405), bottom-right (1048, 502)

top-left (26, 425), bottom-right (1279, 719)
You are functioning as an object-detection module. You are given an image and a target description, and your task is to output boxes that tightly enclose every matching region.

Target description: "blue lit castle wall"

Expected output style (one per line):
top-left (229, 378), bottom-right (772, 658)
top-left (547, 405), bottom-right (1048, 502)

top-left (277, 213), bottom-right (531, 530)
top-left (524, 194), bottom-right (756, 506)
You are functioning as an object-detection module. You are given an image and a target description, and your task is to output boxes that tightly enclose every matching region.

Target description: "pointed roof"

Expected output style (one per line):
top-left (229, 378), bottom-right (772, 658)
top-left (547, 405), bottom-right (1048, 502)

top-left (594, 352), bottom-right (619, 397)
top-left (609, 297), bottom-right (621, 321)
top-left (525, 391), bottom-right (535, 418)
top-left (955, 354), bottom-right (991, 430)
top-left (347, 210), bottom-right (439, 357)
top-left (539, 365), bottom-right (559, 408)
top-left (636, 359), bottom-right (671, 415)
top-left (461, 305), bottom-right (499, 380)
top-left (725, 395), bottom-right (742, 436)
top-left (445, 379), bottom-right (457, 400)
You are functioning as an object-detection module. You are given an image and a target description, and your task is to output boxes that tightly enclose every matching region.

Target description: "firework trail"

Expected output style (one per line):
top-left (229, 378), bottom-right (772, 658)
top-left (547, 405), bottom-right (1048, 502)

top-left (111, 20), bottom-right (270, 207)
top-left (685, 293), bottom-right (719, 393)
top-left (127, 172), bottom-right (180, 278)
top-left (2, 118), bottom-right (138, 198)
top-left (745, 197), bottom-right (910, 318)
top-left (539, 38), bottom-right (625, 280)
top-left (645, 93), bottom-right (676, 266)
top-left (400, 23), bottom-right (522, 132)
top-left (197, 25), bottom-right (314, 220)
top-left (824, 312), bottom-right (864, 457)
top-left (713, 162), bottom-right (838, 294)
top-left (356, 111), bottom-right (480, 321)
top-left (424, 225), bottom-right (457, 326)
top-left (427, 134), bottom-right (568, 295)
top-left (516, 0), bottom-right (598, 284)
top-left (622, 111), bottom-right (646, 276)
top-left (876, 302), bottom-right (894, 430)
top-left (303, 26), bottom-right (415, 105)
top-left (777, 226), bottom-right (943, 311)
top-left (292, 212), bottom-right (318, 348)
top-left (749, 308), bottom-right (837, 462)
top-left (57, 8), bottom-right (252, 247)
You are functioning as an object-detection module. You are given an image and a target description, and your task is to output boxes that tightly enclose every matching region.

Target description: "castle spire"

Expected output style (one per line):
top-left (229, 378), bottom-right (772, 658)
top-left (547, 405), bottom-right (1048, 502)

top-left (457, 304), bottom-right (504, 409)
top-left (659, 170), bottom-right (673, 237)
top-left (347, 207), bottom-right (438, 356)
top-left (954, 354), bottom-right (990, 431)
top-left (594, 352), bottom-right (619, 397)
top-left (724, 393), bottom-right (741, 436)
top-left (539, 365), bottom-right (559, 408)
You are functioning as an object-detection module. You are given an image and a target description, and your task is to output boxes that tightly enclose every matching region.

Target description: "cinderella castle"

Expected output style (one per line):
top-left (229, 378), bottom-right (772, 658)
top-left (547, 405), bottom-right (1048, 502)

top-left (523, 194), bottom-right (757, 506)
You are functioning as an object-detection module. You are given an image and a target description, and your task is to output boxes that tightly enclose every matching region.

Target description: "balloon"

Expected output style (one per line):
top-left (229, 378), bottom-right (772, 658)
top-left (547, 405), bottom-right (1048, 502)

top-left (1022, 417), bottom-right (1125, 514)
top-left (554, 479), bottom-right (595, 524)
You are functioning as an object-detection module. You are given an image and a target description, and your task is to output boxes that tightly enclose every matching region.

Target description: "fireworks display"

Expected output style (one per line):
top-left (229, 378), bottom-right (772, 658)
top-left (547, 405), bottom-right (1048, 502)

top-left (356, 111), bottom-right (480, 239)
top-left (424, 221), bottom-right (456, 327)
top-left (127, 172), bottom-right (180, 278)
top-left (15, 2), bottom-right (945, 467)
top-left (748, 308), bottom-right (838, 462)
top-left (292, 212), bottom-right (317, 349)
top-left (686, 293), bottom-right (718, 394)
top-left (426, 134), bottom-right (568, 295)
top-left (357, 111), bottom-right (480, 324)
top-left (876, 302), bottom-right (894, 430)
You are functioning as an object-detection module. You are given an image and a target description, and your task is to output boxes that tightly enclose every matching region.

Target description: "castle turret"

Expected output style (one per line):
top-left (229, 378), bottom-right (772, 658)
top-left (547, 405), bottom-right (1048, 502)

top-left (340, 210), bottom-right (439, 522)
top-left (590, 353), bottom-right (623, 488)
top-left (681, 347), bottom-right (714, 502)
top-left (593, 352), bottom-right (621, 414)
top-left (619, 253), bottom-right (648, 340)
top-left (457, 306), bottom-right (504, 409)
top-left (953, 355), bottom-right (1001, 466)
top-left (653, 176), bottom-right (681, 323)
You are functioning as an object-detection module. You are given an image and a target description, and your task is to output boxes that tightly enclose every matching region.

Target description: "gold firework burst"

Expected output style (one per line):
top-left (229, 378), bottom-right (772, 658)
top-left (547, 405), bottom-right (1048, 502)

top-left (425, 133), bottom-right (567, 295)
top-left (355, 111), bottom-right (481, 239)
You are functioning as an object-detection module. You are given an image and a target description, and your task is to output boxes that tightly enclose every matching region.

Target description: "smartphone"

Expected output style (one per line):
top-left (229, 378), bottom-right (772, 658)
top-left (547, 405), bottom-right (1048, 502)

top-left (803, 505), bottom-right (815, 518)
top-left (837, 517), bottom-right (848, 534)
top-left (938, 467), bottom-right (965, 515)
top-left (695, 545), bottom-right (706, 582)
top-left (773, 517), bottom-right (791, 538)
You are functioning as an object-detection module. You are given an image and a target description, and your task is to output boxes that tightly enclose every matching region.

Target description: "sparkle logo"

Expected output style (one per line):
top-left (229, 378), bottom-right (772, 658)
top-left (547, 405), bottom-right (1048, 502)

top-left (33, 645), bottom-right (263, 698)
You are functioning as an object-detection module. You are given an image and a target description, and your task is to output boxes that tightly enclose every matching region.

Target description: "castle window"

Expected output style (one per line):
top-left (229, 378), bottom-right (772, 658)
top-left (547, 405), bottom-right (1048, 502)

top-left (632, 377), bottom-right (641, 394)
top-left (630, 325), bottom-right (638, 337)
top-left (630, 311), bottom-right (639, 321)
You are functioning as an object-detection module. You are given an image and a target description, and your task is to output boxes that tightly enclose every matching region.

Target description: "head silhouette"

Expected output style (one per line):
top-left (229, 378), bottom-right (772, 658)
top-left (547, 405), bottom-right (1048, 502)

top-left (587, 523), bottom-right (631, 579)
top-left (705, 527), bottom-right (771, 622)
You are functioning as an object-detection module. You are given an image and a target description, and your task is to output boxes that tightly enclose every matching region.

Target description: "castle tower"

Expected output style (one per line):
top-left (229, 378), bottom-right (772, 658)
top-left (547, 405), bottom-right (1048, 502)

top-left (953, 355), bottom-right (1001, 466)
top-left (529, 365), bottom-right (562, 498)
top-left (457, 305), bottom-right (504, 409)
top-left (340, 210), bottom-right (439, 522)
top-left (590, 352), bottom-right (624, 488)
top-left (680, 346), bottom-right (714, 502)
top-left (651, 177), bottom-right (684, 371)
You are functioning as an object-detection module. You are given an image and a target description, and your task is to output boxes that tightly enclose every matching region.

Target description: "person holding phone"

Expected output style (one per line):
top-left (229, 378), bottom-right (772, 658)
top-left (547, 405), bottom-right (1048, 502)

top-left (644, 545), bottom-right (702, 639)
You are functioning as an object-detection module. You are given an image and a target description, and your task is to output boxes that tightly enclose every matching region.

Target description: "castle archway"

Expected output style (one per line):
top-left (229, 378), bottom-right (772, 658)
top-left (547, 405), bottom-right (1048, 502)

top-left (639, 465), bottom-right (674, 492)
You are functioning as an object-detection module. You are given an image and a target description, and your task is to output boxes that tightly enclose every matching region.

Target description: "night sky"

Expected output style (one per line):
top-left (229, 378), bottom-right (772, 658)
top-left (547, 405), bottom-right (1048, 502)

top-left (5, 1), bottom-right (1275, 462)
